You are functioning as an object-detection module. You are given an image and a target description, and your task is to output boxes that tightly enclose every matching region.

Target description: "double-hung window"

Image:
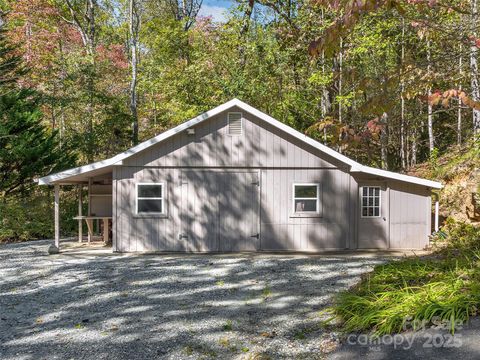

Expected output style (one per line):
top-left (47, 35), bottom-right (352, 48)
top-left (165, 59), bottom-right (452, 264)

top-left (361, 186), bottom-right (380, 217)
top-left (136, 183), bottom-right (164, 214)
top-left (293, 183), bottom-right (320, 213)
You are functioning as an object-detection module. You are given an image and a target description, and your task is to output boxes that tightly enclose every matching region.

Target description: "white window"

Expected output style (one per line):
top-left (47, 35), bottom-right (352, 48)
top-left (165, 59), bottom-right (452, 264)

top-left (228, 112), bottom-right (243, 135)
top-left (361, 186), bottom-right (381, 217)
top-left (136, 183), bottom-right (164, 214)
top-left (293, 183), bottom-right (320, 213)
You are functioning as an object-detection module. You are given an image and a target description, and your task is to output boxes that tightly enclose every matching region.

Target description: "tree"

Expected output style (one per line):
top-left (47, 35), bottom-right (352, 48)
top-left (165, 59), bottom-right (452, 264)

top-left (0, 28), bottom-right (75, 197)
top-left (59, 0), bottom-right (98, 161)
top-left (129, 0), bottom-right (141, 145)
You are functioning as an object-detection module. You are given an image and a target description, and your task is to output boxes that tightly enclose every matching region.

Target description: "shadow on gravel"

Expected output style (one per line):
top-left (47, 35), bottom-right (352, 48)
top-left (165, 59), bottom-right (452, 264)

top-left (0, 240), bottom-right (387, 359)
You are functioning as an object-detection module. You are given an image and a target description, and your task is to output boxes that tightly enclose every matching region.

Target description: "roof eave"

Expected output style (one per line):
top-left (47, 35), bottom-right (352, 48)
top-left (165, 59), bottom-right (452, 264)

top-left (350, 166), bottom-right (443, 189)
top-left (36, 98), bottom-right (443, 190)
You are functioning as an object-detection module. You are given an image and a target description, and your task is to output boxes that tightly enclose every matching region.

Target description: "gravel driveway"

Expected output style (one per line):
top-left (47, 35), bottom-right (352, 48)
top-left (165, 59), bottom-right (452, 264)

top-left (0, 240), bottom-right (388, 360)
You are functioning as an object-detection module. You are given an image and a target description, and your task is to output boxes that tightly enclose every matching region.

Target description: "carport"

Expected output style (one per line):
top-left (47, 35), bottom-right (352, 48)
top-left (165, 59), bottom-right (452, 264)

top-left (37, 166), bottom-right (114, 252)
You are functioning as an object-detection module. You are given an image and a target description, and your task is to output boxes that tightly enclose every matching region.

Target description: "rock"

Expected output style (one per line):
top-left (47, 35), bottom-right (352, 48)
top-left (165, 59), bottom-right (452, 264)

top-left (48, 245), bottom-right (59, 255)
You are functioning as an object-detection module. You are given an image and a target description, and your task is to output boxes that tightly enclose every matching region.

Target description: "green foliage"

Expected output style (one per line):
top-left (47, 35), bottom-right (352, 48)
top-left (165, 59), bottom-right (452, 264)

top-left (0, 27), bottom-right (75, 198)
top-left (0, 189), bottom-right (78, 243)
top-left (331, 220), bottom-right (480, 336)
top-left (1, 0), bottom-right (480, 242)
top-left (223, 320), bottom-right (233, 331)
top-left (0, 90), bottom-right (76, 196)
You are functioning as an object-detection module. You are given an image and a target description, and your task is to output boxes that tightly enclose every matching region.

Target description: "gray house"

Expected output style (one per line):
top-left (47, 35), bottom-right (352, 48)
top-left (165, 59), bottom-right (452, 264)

top-left (38, 99), bottom-right (442, 252)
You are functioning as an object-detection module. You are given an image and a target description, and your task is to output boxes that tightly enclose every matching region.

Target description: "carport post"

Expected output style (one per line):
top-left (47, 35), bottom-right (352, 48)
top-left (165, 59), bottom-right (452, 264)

top-left (78, 184), bottom-right (83, 242)
top-left (54, 184), bottom-right (60, 249)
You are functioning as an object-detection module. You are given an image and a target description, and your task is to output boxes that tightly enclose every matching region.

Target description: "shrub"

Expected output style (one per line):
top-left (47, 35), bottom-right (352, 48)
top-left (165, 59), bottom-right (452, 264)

top-left (0, 188), bottom-right (78, 243)
top-left (331, 220), bottom-right (480, 336)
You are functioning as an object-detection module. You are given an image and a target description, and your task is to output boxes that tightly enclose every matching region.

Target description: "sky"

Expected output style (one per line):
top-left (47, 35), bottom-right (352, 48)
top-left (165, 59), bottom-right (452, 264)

top-left (197, 0), bottom-right (233, 22)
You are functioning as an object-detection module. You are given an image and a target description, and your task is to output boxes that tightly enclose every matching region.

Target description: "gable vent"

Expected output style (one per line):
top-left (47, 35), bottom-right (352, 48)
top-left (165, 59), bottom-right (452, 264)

top-left (228, 112), bottom-right (243, 135)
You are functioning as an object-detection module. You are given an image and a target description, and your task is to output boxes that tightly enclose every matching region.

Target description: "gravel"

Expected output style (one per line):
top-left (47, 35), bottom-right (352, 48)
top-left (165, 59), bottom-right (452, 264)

top-left (0, 240), bottom-right (388, 360)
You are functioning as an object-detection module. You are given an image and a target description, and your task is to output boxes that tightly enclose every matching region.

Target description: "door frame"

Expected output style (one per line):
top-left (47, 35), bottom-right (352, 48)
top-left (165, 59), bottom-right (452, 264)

top-left (180, 169), bottom-right (261, 252)
top-left (357, 180), bottom-right (390, 249)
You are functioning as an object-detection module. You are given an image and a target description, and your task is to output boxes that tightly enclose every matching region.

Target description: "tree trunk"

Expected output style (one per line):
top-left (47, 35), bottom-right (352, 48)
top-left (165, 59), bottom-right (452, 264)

top-left (427, 38), bottom-right (434, 153)
top-left (471, 0), bottom-right (480, 137)
top-left (239, 0), bottom-right (254, 67)
top-left (65, 0), bottom-right (97, 161)
top-left (400, 18), bottom-right (406, 169)
top-left (338, 37), bottom-right (343, 123)
top-left (411, 127), bottom-right (417, 167)
top-left (380, 112), bottom-right (388, 170)
top-left (129, 0), bottom-right (139, 145)
top-left (458, 47), bottom-right (463, 146)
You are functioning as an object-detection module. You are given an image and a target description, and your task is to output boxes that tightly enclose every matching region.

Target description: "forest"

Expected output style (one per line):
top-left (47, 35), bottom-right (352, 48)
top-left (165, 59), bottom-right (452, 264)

top-left (1, 0), bottom-right (479, 241)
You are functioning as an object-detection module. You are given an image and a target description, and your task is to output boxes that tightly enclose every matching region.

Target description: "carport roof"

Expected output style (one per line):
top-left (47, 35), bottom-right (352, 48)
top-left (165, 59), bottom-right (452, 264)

top-left (37, 99), bottom-right (443, 189)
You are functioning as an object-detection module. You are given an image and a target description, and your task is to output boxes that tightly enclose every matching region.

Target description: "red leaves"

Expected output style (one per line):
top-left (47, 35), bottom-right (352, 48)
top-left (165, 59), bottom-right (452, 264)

top-left (468, 35), bottom-right (480, 48)
top-left (306, 115), bottom-right (384, 149)
top-left (428, 89), bottom-right (480, 111)
top-left (97, 44), bottom-right (128, 70)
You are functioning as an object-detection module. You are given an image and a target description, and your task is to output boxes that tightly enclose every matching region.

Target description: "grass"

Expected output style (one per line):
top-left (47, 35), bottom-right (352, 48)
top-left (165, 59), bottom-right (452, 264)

top-left (262, 284), bottom-right (272, 299)
top-left (330, 219), bottom-right (480, 336)
top-left (223, 320), bottom-right (233, 331)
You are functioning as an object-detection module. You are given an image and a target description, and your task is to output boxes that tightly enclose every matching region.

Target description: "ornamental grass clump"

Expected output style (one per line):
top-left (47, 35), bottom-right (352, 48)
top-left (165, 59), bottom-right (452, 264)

top-left (332, 219), bottom-right (480, 336)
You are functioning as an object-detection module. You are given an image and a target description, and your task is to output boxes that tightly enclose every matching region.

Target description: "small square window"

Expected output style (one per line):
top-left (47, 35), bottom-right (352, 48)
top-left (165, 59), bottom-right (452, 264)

top-left (360, 186), bottom-right (381, 218)
top-left (137, 183), bottom-right (164, 214)
top-left (293, 184), bottom-right (320, 213)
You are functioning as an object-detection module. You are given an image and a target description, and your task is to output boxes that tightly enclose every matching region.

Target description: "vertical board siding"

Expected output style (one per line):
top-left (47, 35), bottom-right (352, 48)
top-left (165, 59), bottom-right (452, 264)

top-left (110, 107), bottom-right (432, 252)
top-left (260, 169), bottom-right (349, 251)
top-left (123, 107), bottom-right (340, 169)
top-left (389, 181), bottom-right (431, 249)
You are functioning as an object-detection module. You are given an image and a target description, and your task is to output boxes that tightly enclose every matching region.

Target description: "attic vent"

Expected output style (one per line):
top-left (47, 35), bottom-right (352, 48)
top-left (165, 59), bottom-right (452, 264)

top-left (228, 112), bottom-right (243, 135)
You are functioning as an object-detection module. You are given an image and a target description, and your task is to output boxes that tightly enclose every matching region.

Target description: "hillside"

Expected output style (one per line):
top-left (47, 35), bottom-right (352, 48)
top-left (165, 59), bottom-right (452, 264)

top-left (408, 141), bottom-right (480, 224)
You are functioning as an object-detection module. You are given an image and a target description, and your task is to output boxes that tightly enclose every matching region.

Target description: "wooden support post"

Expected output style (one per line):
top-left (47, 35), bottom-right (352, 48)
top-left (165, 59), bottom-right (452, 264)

top-left (87, 178), bottom-right (92, 242)
top-left (78, 185), bottom-right (83, 243)
top-left (435, 200), bottom-right (439, 232)
top-left (103, 218), bottom-right (109, 244)
top-left (54, 184), bottom-right (60, 249)
top-left (86, 219), bottom-right (93, 243)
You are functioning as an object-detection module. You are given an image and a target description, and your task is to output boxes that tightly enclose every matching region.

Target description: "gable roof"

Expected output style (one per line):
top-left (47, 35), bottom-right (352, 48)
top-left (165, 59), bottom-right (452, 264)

top-left (37, 98), bottom-right (443, 189)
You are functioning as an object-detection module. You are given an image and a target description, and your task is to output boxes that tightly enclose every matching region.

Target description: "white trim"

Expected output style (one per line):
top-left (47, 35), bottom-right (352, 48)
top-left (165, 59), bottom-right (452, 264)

top-left (37, 98), bottom-right (443, 189)
top-left (227, 112), bottom-right (243, 135)
top-left (292, 183), bottom-right (320, 214)
top-left (350, 165), bottom-right (442, 189)
top-left (359, 186), bottom-right (381, 218)
top-left (135, 183), bottom-right (165, 215)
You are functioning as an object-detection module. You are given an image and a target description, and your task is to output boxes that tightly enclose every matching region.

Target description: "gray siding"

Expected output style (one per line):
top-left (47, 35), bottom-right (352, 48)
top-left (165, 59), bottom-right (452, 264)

top-left (389, 181), bottom-right (431, 249)
top-left (114, 166), bottom-right (351, 252)
top-left (110, 107), bottom-right (433, 252)
top-left (260, 169), bottom-right (350, 251)
top-left (122, 107), bottom-right (343, 169)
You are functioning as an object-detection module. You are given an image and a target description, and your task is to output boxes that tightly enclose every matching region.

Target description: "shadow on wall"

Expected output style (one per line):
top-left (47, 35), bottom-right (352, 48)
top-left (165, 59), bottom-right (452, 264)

top-left (120, 110), bottom-right (388, 252)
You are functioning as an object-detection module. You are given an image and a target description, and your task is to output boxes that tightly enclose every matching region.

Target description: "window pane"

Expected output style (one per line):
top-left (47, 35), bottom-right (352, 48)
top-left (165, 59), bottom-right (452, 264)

top-left (368, 207), bottom-right (374, 216)
top-left (138, 185), bottom-right (162, 198)
top-left (362, 208), bottom-right (368, 216)
top-left (294, 199), bottom-right (317, 212)
top-left (375, 198), bottom-right (379, 206)
top-left (374, 208), bottom-right (380, 217)
top-left (295, 185), bottom-right (317, 198)
top-left (138, 199), bottom-right (163, 213)
top-left (363, 187), bottom-right (367, 196)
top-left (362, 197), bottom-right (368, 206)
top-left (374, 187), bottom-right (380, 196)
top-left (368, 198), bottom-right (374, 206)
